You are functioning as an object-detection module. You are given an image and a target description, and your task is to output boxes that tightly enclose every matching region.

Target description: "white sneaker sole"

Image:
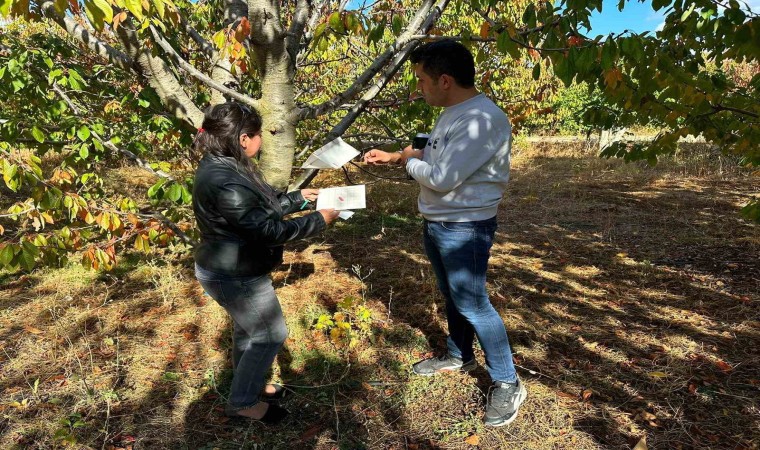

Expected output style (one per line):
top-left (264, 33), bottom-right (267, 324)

top-left (412, 361), bottom-right (478, 376)
top-left (484, 382), bottom-right (528, 427)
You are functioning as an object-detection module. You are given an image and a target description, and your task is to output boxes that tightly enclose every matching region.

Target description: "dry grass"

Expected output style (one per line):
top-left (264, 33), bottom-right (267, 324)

top-left (0, 142), bottom-right (757, 449)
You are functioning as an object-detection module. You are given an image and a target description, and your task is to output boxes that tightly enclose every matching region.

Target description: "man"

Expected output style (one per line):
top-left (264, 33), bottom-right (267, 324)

top-left (364, 40), bottom-right (526, 427)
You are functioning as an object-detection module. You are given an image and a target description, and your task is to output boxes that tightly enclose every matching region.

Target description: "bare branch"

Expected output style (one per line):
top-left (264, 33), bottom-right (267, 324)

top-left (292, 0), bottom-right (451, 189)
top-left (179, 12), bottom-right (216, 59)
top-left (299, 0), bottom-right (445, 120)
top-left (149, 25), bottom-right (261, 110)
top-left (287, 0), bottom-right (311, 59)
top-left (40, 1), bottom-right (132, 71)
top-left (48, 81), bottom-right (174, 181)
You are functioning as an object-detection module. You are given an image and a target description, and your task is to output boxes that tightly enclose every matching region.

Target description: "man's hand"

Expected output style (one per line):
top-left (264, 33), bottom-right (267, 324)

top-left (300, 188), bottom-right (319, 202)
top-left (363, 149), bottom-right (396, 164)
top-left (400, 145), bottom-right (423, 162)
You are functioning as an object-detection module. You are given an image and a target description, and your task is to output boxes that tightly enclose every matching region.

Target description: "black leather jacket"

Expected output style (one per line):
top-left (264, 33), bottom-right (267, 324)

top-left (193, 154), bottom-right (326, 277)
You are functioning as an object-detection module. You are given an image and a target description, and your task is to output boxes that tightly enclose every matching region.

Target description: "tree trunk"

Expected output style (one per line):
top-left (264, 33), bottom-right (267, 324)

top-left (249, 0), bottom-right (298, 189)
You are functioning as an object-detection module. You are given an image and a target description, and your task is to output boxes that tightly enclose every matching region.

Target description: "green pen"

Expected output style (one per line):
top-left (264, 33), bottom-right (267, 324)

top-left (300, 199), bottom-right (310, 210)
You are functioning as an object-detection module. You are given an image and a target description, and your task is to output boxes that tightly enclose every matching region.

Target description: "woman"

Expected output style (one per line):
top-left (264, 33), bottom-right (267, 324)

top-left (192, 102), bottom-right (339, 423)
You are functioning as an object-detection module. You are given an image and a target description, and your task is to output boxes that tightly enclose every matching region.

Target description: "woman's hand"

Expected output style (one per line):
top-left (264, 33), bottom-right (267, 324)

top-left (301, 188), bottom-right (319, 202)
top-left (319, 208), bottom-right (340, 225)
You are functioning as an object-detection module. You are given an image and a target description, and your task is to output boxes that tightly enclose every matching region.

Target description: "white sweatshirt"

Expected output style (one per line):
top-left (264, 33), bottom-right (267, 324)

top-left (406, 93), bottom-right (512, 222)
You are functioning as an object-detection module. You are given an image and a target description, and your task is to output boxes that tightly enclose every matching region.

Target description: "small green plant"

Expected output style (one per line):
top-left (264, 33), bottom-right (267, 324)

top-left (54, 413), bottom-right (85, 446)
top-left (313, 296), bottom-right (374, 348)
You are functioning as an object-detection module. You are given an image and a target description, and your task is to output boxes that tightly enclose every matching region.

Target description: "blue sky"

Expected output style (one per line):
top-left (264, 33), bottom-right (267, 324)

top-left (581, 0), bottom-right (667, 36)
top-left (348, 0), bottom-right (758, 36)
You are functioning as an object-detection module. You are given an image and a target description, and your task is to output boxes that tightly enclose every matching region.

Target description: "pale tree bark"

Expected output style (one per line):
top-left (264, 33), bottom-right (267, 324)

top-left (210, 0), bottom-right (248, 106)
top-left (113, 20), bottom-right (205, 128)
top-left (40, 1), bottom-right (203, 128)
top-left (40, 2), bottom-right (132, 71)
top-left (248, 0), bottom-right (300, 189)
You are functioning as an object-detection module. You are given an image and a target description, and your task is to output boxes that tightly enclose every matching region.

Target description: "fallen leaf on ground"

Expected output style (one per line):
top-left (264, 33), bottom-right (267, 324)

top-left (23, 326), bottom-right (44, 335)
top-left (648, 371), bottom-right (668, 378)
top-left (633, 435), bottom-right (648, 450)
top-left (300, 424), bottom-right (321, 442)
top-left (465, 434), bottom-right (480, 446)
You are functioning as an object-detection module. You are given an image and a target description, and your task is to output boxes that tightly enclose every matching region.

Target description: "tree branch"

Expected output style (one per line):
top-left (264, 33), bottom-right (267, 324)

top-left (39, 1), bottom-right (132, 71)
top-left (299, 0), bottom-right (446, 120)
top-left (148, 25), bottom-right (261, 110)
top-left (287, 0), bottom-right (311, 60)
top-left (179, 11), bottom-right (216, 60)
top-left (48, 81), bottom-right (174, 181)
top-left (291, 0), bottom-right (451, 189)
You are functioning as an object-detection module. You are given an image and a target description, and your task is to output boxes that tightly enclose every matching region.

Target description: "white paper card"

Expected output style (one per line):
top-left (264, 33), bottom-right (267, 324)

top-left (316, 185), bottom-right (366, 211)
top-left (338, 211), bottom-right (354, 220)
top-left (301, 137), bottom-right (360, 169)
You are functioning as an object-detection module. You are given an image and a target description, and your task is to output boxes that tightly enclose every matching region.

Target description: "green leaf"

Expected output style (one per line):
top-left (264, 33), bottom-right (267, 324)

top-left (0, 245), bottom-right (14, 266)
top-left (0, 0), bottom-right (11, 17)
top-left (681, 3), bottom-right (695, 22)
top-left (79, 146), bottom-right (90, 159)
top-left (20, 241), bottom-right (39, 271)
top-left (740, 200), bottom-right (759, 223)
top-left (391, 15), bottom-right (403, 36)
top-left (84, 0), bottom-right (113, 30)
top-left (328, 12), bottom-right (344, 33)
top-left (31, 126), bottom-right (45, 143)
top-left (601, 39), bottom-right (617, 70)
top-left (313, 23), bottom-right (327, 40)
top-left (496, 32), bottom-right (520, 59)
top-left (125, 0), bottom-right (143, 21)
top-left (166, 183), bottom-right (181, 202)
top-left (77, 126), bottom-right (91, 141)
top-left (147, 178), bottom-right (167, 198)
top-left (532, 62), bottom-right (541, 80)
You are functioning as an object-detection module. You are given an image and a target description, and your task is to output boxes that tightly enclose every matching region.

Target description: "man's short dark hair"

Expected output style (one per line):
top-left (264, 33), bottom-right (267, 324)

top-left (409, 40), bottom-right (475, 88)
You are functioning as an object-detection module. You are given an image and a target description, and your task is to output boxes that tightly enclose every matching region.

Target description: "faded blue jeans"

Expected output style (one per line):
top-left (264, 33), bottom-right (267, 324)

top-left (423, 217), bottom-right (517, 383)
top-left (195, 264), bottom-right (288, 409)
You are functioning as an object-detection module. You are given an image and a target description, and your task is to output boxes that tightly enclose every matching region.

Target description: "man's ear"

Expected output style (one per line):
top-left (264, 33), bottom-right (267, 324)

top-left (239, 134), bottom-right (247, 147)
top-left (440, 74), bottom-right (453, 89)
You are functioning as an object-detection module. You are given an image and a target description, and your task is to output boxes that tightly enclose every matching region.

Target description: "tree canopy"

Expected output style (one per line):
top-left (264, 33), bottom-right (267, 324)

top-left (0, 0), bottom-right (757, 272)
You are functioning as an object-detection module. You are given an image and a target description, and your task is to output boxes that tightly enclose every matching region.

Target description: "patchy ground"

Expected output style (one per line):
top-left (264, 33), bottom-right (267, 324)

top-left (1, 142), bottom-right (757, 449)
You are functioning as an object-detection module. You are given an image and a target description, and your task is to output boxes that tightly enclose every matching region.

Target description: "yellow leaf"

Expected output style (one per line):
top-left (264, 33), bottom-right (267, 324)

top-left (648, 371), bottom-right (668, 378)
top-left (616, 252), bottom-right (628, 258)
top-left (24, 325), bottom-right (44, 335)
top-left (465, 434), bottom-right (480, 446)
top-left (0, 224), bottom-right (4, 235)
top-left (633, 436), bottom-right (648, 450)
top-left (603, 68), bottom-right (623, 89)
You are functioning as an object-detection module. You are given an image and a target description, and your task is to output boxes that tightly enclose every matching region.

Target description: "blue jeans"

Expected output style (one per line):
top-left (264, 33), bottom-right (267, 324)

top-left (423, 217), bottom-right (517, 383)
top-left (195, 264), bottom-right (288, 409)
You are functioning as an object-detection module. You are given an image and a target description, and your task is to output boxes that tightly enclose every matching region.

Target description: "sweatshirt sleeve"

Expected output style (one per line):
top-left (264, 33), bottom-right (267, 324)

top-left (406, 114), bottom-right (503, 192)
top-left (216, 182), bottom-right (325, 245)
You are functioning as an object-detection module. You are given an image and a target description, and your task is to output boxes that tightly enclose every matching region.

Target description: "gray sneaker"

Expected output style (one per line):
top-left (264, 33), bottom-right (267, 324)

top-left (484, 379), bottom-right (528, 427)
top-left (412, 354), bottom-right (477, 376)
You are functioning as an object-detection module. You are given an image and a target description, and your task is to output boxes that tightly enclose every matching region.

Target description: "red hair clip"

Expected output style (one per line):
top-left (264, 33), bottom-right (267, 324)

top-left (197, 127), bottom-right (205, 133)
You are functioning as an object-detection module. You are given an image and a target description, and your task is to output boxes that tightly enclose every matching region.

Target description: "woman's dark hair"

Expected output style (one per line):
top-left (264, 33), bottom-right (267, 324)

top-left (194, 102), bottom-right (278, 204)
top-left (409, 40), bottom-right (475, 88)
